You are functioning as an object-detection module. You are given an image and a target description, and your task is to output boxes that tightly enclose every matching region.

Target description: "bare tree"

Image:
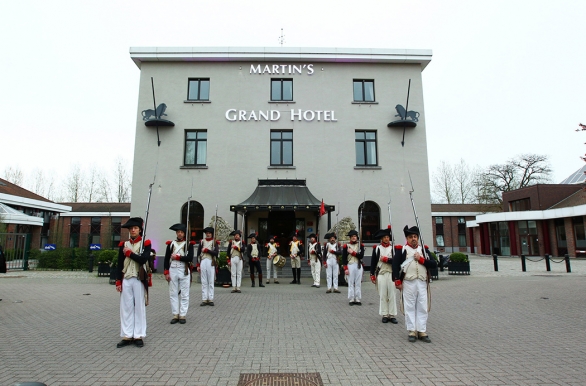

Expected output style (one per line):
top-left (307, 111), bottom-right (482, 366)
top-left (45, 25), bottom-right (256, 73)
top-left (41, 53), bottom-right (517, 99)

top-left (114, 157), bottom-right (131, 203)
top-left (453, 159), bottom-right (479, 204)
top-left (85, 165), bottom-right (99, 202)
top-left (476, 153), bottom-right (552, 204)
top-left (4, 166), bottom-right (24, 186)
top-left (431, 160), bottom-right (456, 204)
top-left (98, 173), bottom-right (112, 202)
top-left (64, 164), bottom-right (85, 202)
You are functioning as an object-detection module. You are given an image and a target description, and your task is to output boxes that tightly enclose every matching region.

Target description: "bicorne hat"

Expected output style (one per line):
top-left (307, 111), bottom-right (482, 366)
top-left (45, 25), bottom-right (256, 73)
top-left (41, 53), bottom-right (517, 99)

top-left (324, 233), bottom-right (337, 240)
top-left (169, 223), bottom-right (187, 232)
top-left (403, 225), bottom-right (420, 237)
top-left (248, 233), bottom-right (257, 239)
top-left (373, 226), bottom-right (393, 240)
top-left (121, 217), bottom-right (143, 229)
top-left (346, 230), bottom-right (359, 237)
top-left (203, 227), bottom-right (215, 235)
top-left (308, 233), bottom-right (317, 240)
top-left (229, 230), bottom-right (242, 237)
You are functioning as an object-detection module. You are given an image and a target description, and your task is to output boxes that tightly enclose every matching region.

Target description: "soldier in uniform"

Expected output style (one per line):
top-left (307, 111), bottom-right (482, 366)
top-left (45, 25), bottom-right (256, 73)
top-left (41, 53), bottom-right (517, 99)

top-left (246, 233), bottom-right (265, 287)
top-left (163, 223), bottom-right (195, 324)
top-left (393, 225), bottom-right (437, 343)
top-left (323, 233), bottom-right (342, 293)
top-left (196, 227), bottom-right (219, 306)
top-left (265, 235), bottom-right (279, 284)
top-left (307, 233), bottom-right (323, 288)
top-left (289, 232), bottom-right (303, 284)
top-left (342, 230), bottom-right (365, 306)
top-left (369, 226), bottom-right (398, 324)
top-left (115, 217), bottom-right (151, 348)
top-left (226, 230), bottom-right (245, 293)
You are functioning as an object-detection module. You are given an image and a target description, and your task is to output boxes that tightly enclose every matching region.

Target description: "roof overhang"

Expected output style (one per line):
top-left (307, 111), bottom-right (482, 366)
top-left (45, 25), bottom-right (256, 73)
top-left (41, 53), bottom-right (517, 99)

top-left (59, 212), bottom-right (130, 217)
top-left (230, 179), bottom-right (334, 213)
top-left (0, 193), bottom-right (71, 213)
top-left (130, 46), bottom-right (432, 70)
top-left (474, 204), bottom-right (586, 224)
top-left (0, 203), bottom-right (44, 226)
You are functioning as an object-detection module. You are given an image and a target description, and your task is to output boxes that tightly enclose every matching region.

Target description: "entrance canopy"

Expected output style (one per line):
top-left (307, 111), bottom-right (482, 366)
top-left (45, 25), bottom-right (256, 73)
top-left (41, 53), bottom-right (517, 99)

top-left (230, 179), bottom-right (334, 213)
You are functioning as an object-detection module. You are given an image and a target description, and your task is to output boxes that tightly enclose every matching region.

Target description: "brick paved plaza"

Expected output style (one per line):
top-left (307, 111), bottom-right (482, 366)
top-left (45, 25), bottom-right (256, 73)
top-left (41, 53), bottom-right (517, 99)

top-left (1, 256), bottom-right (585, 385)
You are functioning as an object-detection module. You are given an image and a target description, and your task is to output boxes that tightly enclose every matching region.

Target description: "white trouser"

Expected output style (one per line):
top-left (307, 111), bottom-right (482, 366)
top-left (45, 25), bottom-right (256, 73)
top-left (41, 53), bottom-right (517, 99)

top-left (402, 279), bottom-right (428, 332)
top-left (169, 265), bottom-right (190, 317)
top-left (231, 256), bottom-right (243, 288)
top-left (377, 272), bottom-right (397, 316)
top-left (266, 256), bottom-right (278, 279)
top-left (120, 277), bottom-right (146, 339)
top-left (200, 258), bottom-right (215, 301)
top-left (291, 256), bottom-right (301, 268)
top-left (310, 258), bottom-right (321, 285)
top-left (326, 256), bottom-right (339, 289)
top-left (347, 263), bottom-right (362, 302)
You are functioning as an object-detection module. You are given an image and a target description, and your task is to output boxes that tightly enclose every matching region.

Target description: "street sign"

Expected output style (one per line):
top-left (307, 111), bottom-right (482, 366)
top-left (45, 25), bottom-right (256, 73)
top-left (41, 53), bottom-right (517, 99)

top-left (44, 244), bottom-right (57, 251)
top-left (90, 244), bottom-right (101, 250)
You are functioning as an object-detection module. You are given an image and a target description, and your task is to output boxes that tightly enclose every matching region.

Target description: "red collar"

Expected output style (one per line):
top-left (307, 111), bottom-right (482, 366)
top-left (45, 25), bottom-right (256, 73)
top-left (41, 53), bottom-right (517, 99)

top-left (129, 236), bottom-right (142, 245)
top-left (205, 237), bottom-right (213, 242)
top-left (381, 242), bottom-right (390, 248)
top-left (350, 241), bottom-right (358, 245)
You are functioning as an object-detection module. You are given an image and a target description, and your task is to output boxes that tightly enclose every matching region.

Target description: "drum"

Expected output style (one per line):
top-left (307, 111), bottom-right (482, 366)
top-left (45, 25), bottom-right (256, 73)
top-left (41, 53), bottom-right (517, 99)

top-left (273, 254), bottom-right (286, 268)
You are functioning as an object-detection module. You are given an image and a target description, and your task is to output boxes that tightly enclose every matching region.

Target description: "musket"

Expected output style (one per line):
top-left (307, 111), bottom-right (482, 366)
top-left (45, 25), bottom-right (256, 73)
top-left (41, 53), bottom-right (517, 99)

top-left (408, 171), bottom-right (429, 260)
top-left (212, 205), bottom-right (218, 267)
top-left (387, 183), bottom-right (396, 248)
top-left (140, 163), bottom-right (157, 255)
top-left (184, 177), bottom-right (194, 276)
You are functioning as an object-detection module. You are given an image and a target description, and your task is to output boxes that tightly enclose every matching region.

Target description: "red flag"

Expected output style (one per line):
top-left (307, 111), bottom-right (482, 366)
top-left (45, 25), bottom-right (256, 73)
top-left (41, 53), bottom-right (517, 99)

top-left (319, 199), bottom-right (326, 217)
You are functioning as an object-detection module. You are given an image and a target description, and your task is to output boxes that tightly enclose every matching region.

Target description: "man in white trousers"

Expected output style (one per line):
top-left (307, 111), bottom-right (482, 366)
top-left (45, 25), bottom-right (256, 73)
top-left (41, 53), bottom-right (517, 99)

top-left (227, 230), bottom-right (245, 293)
top-left (115, 217), bottom-right (151, 348)
top-left (369, 227), bottom-right (399, 324)
top-left (393, 225), bottom-right (437, 343)
top-left (323, 233), bottom-right (341, 293)
top-left (265, 235), bottom-right (279, 284)
top-left (342, 230), bottom-right (365, 306)
top-left (163, 223), bottom-right (194, 324)
top-left (307, 233), bottom-right (323, 288)
top-left (196, 227), bottom-right (219, 306)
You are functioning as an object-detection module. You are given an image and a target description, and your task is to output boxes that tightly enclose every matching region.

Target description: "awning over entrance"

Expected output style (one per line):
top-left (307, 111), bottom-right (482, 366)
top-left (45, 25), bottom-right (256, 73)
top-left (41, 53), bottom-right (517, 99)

top-left (230, 179), bottom-right (335, 213)
top-left (0, 202), bottom-right (43, 226)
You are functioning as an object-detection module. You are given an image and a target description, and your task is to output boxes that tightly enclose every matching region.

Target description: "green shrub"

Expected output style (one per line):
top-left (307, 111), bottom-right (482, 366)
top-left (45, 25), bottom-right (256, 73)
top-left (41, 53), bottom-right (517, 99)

top-left (449, 252), bottom-right (469, 263)
top-left (217, 251), bottom-right (228, 269)
top-left (37, 248), bottom-right (90, 270)
top-left (96, 249), bottom-right (117, 266)
top-left (428, 251), bottom-right (438, 262)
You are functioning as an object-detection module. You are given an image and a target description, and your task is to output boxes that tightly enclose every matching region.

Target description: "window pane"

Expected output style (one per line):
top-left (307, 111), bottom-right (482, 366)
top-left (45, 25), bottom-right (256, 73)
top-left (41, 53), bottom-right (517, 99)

top-left (459, 234), bottom-right (467, 247)
top-left (355, 132), bottom-right (365, 140)
top-left (282, 80), bottom-right (293, 100)
top-left (196, 141), bottom-right (207, 165)
top-left (188, 80), bottom-right (199, 100)
top-left (436, 235), bottom-right (444, 247)
top-left (282, 131), bottom-right (292, 140)
top-left (436, 216), bottom-right (443, 224)
top-left (186, 132), bottom-right (197, 140)
top-left (282, 141), bottom-right (293, 164)
top-left (185, 141), bottom-right (195, 164)
top-left (353, 81), bottom-right (363, 101)
top-left (199, 80), bottom-right (210, 100)
top-left (366, 141), bottom-right (376, 165)
top-left (197, 132), bottom-right (207, 139)
top-left (364, 81), bottom-right (374, 101)
top-left (271, 131), bottom-right (281, 139)
top-left (271, 141), bottom-right (281, 164)
top-left (271, 80), bottom-right (281, 100)
top-left (365, 132), bottom-right (376, 140)
top-left (355, 142), bottom-right (365, 165)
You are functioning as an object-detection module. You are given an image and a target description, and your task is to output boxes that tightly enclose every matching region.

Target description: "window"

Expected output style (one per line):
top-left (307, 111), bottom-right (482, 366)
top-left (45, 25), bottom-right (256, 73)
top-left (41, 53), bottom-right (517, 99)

top-left (355, 131), bottom-right (377, 166)
top-left (353, 80), bottom-right (375, 102)
top-left (358, 201), bottom-right (380, 242)
top-left (458, 217), bottom-right (467, 247)
top-left (510, 198), bottom-right (531, 211)
top-left (187, 78), bottom-right (210, 101)
top-left (90, 217), bottom-right (101, 245)
top-left (270, 131), bottom-right (293, 166)
top-left (573, 217), bottom-right (585, 249)
top-left (184, 131), bottom-right (207, 166)
top-left (435, 217), bottom-right (444, 247)
top-left (70, 217), bottom-right (81, 248)
top-left (271, 78), bottom-right (293, 101)
top-left (111, 217), bottom-right (122, 247)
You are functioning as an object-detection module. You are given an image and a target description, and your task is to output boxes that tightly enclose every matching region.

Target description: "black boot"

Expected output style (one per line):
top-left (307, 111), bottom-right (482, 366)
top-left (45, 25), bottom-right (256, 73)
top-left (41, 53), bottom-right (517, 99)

top-left (296, 268), bottom-right (301, 284)
top-left (259, 273), bottom-right (265, 287)
top-left (290, 268), bottom-right (297, 284)
top-left (251, 274), bottom-right (255, 287)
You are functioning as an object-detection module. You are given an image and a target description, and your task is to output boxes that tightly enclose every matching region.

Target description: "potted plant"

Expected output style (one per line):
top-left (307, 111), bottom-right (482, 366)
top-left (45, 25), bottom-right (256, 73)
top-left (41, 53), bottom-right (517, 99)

top-left (215, 252), bottom-right (231, 286)
top-left (448, 252), bottom-right (470, 275)
top-left (428, 251), bottom-right (439, 280)
top-left (97, 250), bottom-right (116, 277)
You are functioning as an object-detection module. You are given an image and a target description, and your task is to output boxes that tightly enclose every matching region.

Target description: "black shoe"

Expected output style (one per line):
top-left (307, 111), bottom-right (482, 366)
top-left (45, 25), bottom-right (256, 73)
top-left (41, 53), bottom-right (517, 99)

top-left (389, 318), bottom-right (398, 324)
top-left (117, 339), bottom-right (133, 348)
top-left (200, 302), bottom-right (208, 306)
top-left (290, 280), bottom-right (297, 284)
top-left (349, 302), bottom-right (354, 306)
top-left (231, 289), bottom-right (237, 293)
top-left (311, 284), bottom-right (317, 287)
top-left (252, 282), bottom-right (255, 287)
top-left (382, 317), bottom-right (389, 323)
top-left (333, 289), bottom-right (341, 293)
top-left (179, 319), bottom-right (186, 324)
top-left (297, 281), bottom-right (301, 285)
top-left (236, 289), bottom-right (241, 293)
top-left (170, 318), bottom-right (179, 324)
top-left (408, 336), bottom-right (417, 343)
top-left (355, 301), bottom-right (362, 306)
top-left (208, 301), bottom-right (214, 306)
top-left (134, 339), bottom-right (144, 347)
top-left (259, 283), bottom-right (265, 287)
top-left (419, 335), bottom-right (431, 343)
top-left (274, 280), bottom-right (279, 284)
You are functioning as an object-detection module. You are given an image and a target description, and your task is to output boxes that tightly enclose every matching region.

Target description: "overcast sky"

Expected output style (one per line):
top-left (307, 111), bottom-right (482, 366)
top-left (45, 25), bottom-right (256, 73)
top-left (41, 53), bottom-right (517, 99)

top-left (2, 0), bottom-right (585, 195)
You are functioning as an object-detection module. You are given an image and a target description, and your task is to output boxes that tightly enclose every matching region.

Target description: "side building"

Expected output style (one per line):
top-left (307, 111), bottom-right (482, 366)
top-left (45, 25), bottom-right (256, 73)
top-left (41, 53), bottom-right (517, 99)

top-left (129, 47), bottom-right (433, 256)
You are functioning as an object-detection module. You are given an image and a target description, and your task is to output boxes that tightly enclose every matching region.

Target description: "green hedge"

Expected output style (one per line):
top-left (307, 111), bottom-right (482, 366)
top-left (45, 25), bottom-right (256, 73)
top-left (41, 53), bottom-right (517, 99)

top-left (449, 252), bottom-right (469, 263)
top-left (428, 250), bottom-right (438, 261)
top-left (37, 248), bottom-right (91, 270)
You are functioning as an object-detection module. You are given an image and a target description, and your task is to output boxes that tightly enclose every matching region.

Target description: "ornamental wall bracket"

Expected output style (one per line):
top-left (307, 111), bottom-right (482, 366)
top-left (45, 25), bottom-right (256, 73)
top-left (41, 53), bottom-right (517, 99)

top-left (142, 103), bottom-right (175, 127)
